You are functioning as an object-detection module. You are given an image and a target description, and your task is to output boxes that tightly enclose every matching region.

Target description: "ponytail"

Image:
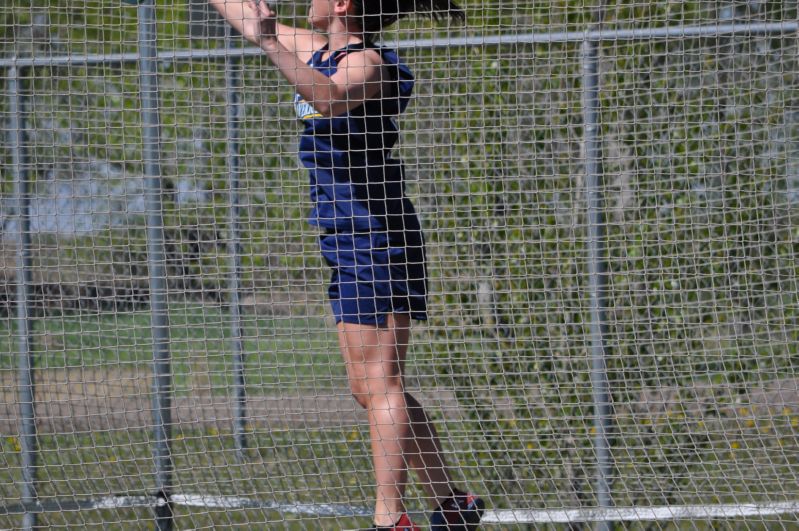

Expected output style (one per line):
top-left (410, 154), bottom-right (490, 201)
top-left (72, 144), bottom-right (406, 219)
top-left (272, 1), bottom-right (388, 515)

top-left (352, 0), bottom-right (466, 35)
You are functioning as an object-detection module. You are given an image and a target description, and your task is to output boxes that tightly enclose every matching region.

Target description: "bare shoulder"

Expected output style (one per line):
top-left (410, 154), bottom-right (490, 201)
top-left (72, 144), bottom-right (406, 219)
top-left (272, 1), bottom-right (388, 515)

top-left (336, 47), bottom-right (386, 74)
top-left (335, 48), bottom-right (394, 91)
top-left (343, 47), bottom-right (384, 65)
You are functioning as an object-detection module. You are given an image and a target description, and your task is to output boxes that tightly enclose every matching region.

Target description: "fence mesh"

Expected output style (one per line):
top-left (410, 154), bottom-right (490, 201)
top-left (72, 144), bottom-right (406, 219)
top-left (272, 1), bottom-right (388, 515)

top-left (2, 0), bottom-right (799, 529)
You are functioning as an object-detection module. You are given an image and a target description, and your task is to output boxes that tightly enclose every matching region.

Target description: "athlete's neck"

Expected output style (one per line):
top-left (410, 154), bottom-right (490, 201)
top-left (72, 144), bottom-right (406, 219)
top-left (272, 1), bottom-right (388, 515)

top-left (325, 18), bottom-right (367, 53)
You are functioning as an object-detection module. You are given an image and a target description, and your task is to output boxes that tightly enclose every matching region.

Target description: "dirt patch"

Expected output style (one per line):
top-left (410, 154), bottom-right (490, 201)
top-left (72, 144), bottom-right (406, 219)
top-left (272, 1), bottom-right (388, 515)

top-left (0, 367), bottom-right (463, 435)
top-left (8, 367), bottom-right (798, 437)
top-left (622, 378), bottom-right (799, 418)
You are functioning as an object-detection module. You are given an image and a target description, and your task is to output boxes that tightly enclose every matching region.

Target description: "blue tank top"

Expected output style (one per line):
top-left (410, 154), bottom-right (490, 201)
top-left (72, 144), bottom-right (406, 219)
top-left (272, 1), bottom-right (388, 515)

top-left (294, 42), bottom-right (420, 233)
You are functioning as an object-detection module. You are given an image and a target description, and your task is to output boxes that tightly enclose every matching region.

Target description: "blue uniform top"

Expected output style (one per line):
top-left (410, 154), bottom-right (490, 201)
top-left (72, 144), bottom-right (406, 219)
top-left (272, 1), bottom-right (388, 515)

top-left (294, 42), bottom-right (420, 233)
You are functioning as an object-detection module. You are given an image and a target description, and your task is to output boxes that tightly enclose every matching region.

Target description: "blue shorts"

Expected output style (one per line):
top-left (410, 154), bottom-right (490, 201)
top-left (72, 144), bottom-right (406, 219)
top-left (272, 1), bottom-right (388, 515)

top-left (318, 230), bottom-right (428, 325)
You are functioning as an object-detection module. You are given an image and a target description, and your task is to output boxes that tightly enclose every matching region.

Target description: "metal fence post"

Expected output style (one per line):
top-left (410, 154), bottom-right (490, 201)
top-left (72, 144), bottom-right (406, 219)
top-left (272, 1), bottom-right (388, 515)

top-left (9, 65), bottom-right (38, 531)
top-left (224, 27), bottom-right (249, 460)
top-left (136, 2), bottom-right (174, 529)
top-left (582, 38), bottom-right (613, 531)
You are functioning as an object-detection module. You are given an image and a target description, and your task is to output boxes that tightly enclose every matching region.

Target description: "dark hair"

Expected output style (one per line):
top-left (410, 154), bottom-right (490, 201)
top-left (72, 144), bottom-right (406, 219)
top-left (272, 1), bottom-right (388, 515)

top-left (351, 0), bottom-right (466, 34)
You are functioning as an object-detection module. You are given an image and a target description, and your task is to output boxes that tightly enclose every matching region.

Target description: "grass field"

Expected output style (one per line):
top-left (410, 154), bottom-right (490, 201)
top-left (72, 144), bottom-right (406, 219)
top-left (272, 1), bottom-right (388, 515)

top-left (0, 303), bottom-right (346, 393)
top-left (0, 425), bottom-right (381, 530)
top-left (3, 304), bottom-right (799, 529)
top-left (0, 304), bottom-right (358, 528)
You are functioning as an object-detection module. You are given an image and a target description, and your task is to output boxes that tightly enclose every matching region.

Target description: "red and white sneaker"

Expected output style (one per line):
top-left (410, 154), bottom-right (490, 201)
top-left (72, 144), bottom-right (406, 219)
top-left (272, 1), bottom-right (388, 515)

top-left (366, 513), bottom-right (420, 531)
top-left (429, 493), bottom-right (485, 531)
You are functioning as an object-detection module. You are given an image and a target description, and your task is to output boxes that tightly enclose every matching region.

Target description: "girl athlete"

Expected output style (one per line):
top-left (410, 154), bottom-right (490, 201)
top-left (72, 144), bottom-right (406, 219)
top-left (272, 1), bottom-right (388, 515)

top-left (209, 0), bottom-right (484, 528)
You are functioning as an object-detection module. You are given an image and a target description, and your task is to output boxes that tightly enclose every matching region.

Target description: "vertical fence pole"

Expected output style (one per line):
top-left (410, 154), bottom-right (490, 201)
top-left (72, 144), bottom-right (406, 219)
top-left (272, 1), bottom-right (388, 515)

top-left (581, 38), bottom-right (613, 531)
top-left (136, 2), bottom-right (174, 529)
top-left (223, 27), bottom-right (248, 460)
top-left (9, 65), bottom-right (38, 531)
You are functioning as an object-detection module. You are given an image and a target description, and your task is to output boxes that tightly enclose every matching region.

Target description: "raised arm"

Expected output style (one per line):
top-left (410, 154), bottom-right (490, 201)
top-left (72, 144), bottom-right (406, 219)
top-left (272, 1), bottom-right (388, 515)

top-left (228, 1), bottom-right (390, 118)
top-left (207, 0), bottom-right (325, 63)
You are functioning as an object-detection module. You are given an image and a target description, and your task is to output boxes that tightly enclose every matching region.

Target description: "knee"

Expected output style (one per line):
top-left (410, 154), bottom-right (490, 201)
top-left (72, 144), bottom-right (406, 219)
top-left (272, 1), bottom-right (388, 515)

top-left (351, 391), bottom-right (370, 410)
top-left (349, 379), bottom-right (405, 410)
top-left (349, 380), bottom-right (370, 409)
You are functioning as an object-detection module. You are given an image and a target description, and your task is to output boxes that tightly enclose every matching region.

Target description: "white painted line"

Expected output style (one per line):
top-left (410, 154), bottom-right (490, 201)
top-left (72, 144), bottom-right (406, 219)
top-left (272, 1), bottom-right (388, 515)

top-left (482, 502), bottom-right (799, 523)
top-left (3, 495), bottom-right (798, 523)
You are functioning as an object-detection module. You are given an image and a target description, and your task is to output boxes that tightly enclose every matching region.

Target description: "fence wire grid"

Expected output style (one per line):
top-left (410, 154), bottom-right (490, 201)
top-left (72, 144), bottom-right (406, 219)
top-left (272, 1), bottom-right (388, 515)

top-left (2, 0), bottom-right (799, 530)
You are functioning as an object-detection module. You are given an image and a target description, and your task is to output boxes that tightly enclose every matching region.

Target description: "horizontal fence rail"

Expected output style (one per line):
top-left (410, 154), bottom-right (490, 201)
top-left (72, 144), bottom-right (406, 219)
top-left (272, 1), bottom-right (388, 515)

top-left (0, 21), bottom-right (797, 69)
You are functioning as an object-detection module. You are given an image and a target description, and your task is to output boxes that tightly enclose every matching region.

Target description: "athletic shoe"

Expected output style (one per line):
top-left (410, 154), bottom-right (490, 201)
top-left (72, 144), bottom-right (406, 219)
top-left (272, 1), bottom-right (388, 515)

top-left (429, 493), bottom-right (485, 531)
top-left (366, 513), bottom-right (420, 531)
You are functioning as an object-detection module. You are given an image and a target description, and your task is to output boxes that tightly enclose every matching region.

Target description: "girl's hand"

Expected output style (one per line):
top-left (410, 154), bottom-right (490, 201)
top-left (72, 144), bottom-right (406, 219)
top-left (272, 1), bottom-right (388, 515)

top-left (245, 0), bottom-right (277, 44)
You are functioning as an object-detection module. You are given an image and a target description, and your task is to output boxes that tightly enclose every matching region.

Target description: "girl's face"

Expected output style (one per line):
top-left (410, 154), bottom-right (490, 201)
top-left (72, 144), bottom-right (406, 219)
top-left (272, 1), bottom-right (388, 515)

top-left (308, 0), bottom-right (333, 30)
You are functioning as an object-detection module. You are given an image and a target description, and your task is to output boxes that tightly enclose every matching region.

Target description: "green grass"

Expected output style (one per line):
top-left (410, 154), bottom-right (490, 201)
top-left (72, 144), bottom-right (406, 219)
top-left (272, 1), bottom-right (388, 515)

top-left (0, 427), bottom-right (378, 530)
top-left (2, 421), bottom-right (797, 530)
top-left (0, 302), bottom-right (345, 393)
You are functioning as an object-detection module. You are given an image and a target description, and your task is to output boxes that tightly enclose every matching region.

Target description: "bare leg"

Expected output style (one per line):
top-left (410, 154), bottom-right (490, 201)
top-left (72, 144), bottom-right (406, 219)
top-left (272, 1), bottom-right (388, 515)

top-left (406, 392), bottom-right (455, 506)
top-left (387, 316), bottom-right (456, 505)
top-left (338, 314), bottom-right (457, 526)
top-left (338, 315), bottom-right (411, 526)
